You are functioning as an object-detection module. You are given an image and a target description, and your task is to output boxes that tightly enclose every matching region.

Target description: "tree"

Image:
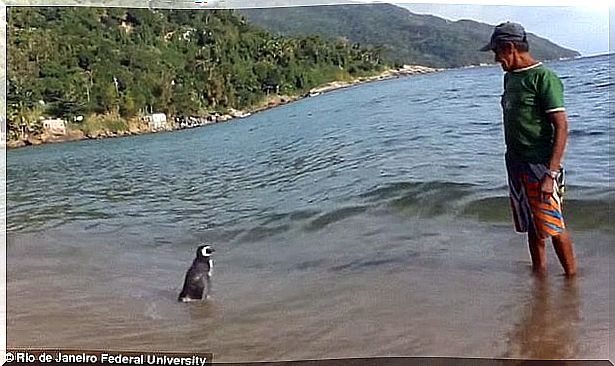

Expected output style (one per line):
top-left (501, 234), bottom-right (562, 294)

top-left (101, 83), bottom-right (119, 113)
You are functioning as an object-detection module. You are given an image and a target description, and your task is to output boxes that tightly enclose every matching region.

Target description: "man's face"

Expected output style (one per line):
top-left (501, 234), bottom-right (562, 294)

top-left (493, 43), bottom-right (514, 71)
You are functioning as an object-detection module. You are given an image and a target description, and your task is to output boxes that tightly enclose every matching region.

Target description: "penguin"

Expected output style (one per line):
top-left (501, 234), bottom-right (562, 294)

top-left (178, 244), bottom-right (215, 302)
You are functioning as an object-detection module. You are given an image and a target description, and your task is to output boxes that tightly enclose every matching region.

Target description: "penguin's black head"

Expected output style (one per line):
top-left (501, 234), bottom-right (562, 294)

top-left (196, 244), bottom-right (215, 258)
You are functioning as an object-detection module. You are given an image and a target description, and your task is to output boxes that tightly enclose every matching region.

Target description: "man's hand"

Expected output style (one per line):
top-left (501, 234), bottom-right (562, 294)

top-left (541, 175), bottom-right (555, 202)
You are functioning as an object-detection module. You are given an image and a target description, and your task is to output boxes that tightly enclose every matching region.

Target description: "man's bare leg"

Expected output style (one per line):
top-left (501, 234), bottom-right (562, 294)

top-left (528, 226), bottom-right (547, 275)
top-left (552, 229), bottom-right (577, 277)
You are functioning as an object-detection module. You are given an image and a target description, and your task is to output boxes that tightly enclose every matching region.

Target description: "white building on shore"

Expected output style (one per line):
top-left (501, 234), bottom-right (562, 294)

top-left (144, 113), bottom-right (169, 132)
top-left (42, 118), bottom-right (67, 135)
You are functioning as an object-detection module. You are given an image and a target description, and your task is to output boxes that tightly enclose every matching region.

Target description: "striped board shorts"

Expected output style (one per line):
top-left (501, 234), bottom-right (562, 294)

top-left (505, 154), bottom-right (566, 239)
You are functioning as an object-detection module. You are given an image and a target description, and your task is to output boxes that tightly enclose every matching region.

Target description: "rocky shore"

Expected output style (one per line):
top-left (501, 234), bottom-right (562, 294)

top-left (306, 64), bottom-right (439, 95)
top-left (6, 64), bottom-right (440, 149)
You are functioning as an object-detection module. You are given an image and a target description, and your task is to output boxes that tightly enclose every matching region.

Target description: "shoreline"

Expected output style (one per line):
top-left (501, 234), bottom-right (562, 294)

top-left (6, 64), bottom-right (441, 150)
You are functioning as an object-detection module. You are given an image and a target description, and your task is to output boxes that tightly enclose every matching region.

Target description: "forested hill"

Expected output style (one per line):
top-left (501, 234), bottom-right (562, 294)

top-left (241, 4), bottom-right (581, 68)
top-left (7, 7), bottom-right (389, 141)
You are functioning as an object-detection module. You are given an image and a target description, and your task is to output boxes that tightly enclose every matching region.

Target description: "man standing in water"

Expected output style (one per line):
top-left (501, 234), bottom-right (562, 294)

top-left (481, 22), bottom-right (576, 276)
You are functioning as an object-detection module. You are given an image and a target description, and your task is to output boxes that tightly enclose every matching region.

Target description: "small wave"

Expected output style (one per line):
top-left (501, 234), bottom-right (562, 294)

top-left (260, 208), bottom-right (321, 225)
top-left (293, 259), bottom-right (328, 271)
top-left (359, 181), bottom-right (418, 201)
top-left (360, 181), bottom-right (475, 204)
top-left (304, 205), bottom-right (369, 232)
top-left (569, 130), bottom-right (605, 137)
top-left (239, 224), bottom-right (291, 242)
top-left (366, 97), bottom-right (386, 106)
top-left (461, 196), bottom-right (614, 231)
top-left (460, 196), bottom-right (511, 222)
top-left (329, 250), bottom-right (421, 273)
top-left (356, 181), bottom-right (613, 231)
top-left (196, 228), bottom-right (245, 243)
top-left (289, 209), bottom-right (321, 221)
top-left (409, 97), bottom-right (439, 105)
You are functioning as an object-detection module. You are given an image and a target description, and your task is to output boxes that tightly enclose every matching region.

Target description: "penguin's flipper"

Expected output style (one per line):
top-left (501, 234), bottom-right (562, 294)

top-left (205, 274), bottom-right (212, 299)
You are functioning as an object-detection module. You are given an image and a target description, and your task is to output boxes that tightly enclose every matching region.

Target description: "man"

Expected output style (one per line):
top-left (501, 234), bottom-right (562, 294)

top-left (481, 22), bottom-right (576, 276)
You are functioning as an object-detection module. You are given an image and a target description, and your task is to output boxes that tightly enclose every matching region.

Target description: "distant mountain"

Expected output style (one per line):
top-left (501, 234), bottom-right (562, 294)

top-left (241, 4), bottom-right (580, 68)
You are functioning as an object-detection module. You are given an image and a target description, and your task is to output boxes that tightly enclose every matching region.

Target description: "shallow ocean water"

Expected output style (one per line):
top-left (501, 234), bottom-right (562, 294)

top-left (7, 54), bottom-right (613, 361)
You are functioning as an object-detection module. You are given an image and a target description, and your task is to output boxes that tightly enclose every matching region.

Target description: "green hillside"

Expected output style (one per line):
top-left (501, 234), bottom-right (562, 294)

top-left (241, 4), bottom-right (581, 68)
top-left (7, 7), bottom-right (388, 141)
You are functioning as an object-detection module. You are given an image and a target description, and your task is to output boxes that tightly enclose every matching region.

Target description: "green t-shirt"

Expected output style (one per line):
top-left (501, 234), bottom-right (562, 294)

top-left (501, 63), bottom-right (565, 163)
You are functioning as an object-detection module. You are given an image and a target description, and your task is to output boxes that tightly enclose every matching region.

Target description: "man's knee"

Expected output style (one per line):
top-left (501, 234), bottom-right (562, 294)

top-left (528, 226), bottom-right (545, 246)
top-left (552, 229), bottom-right (572, 244)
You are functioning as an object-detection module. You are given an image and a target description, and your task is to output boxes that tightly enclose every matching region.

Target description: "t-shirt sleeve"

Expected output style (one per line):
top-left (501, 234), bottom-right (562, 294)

top-left (537, 70), bottom-right (565, 113)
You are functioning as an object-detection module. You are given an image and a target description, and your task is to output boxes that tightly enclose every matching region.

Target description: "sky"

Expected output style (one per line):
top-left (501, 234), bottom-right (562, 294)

top-left (392, 3), bottom-right (610, 56)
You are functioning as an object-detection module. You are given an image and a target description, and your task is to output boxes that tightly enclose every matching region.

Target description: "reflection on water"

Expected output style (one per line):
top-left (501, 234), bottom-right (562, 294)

top-left (505, 277), bottom-right (581, 359)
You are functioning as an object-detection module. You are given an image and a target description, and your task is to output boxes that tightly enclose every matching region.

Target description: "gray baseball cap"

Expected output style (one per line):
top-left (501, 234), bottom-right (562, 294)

top-left (480, 22), bottom-right (527, 51)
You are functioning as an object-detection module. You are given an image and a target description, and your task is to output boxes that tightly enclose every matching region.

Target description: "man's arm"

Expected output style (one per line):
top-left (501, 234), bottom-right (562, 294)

top-left (547, 111), bottom-right (568, 171)
top-left (540, 111), bottom-right (568, 199)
